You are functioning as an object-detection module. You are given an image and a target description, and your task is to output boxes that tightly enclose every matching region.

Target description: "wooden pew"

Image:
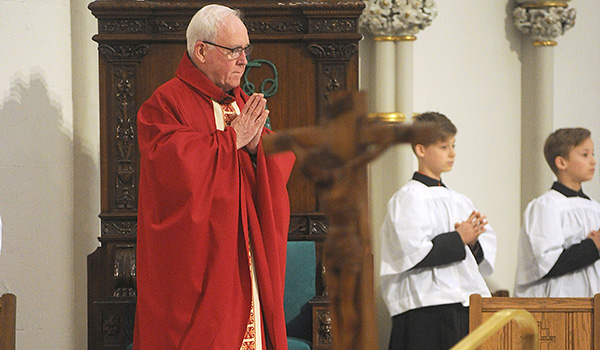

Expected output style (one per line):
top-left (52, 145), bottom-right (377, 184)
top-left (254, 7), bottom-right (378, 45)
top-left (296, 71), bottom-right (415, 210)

top-left (469, 293), bottom-right (600, 349)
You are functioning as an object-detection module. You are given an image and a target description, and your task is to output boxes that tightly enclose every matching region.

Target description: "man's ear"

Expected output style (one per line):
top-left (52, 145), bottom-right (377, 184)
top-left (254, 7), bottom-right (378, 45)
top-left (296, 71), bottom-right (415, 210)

top-left (414, 144), bottom-right (426, 158)
top-left (555, 156), bottom-right (568, 171)
top-left (194, 41), bottom-right (207, 63)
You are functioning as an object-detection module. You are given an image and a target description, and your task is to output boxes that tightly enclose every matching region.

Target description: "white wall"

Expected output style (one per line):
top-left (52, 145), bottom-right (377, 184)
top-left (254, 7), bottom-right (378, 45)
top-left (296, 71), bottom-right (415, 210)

top-left (0, 0), bottom-right (99, 349)
top-left (361, 1), bottom-right (599, 348)
top-left (71, 0), bottom-right (100, 349)
top-left (71, 0), bottom-right (101, 349)
top-left (0, 0), bottom-right (74, 349)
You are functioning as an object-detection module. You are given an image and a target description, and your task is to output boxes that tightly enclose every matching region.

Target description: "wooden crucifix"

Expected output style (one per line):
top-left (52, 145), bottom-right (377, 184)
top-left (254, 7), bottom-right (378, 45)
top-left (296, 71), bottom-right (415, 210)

top-left (262, 91), bottom-right (432, 350)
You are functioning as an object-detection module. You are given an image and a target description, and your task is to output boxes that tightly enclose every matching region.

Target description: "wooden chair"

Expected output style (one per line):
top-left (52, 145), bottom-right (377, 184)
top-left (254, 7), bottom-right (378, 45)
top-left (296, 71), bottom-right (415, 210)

top-left (285, 241), bottom-right (318, 350)
top-left (285, 231), bottom-right (332, 350)
top-left (0, 293), bottom-right (16, 350)
top-left (469, 293), bottom-right (600, 350)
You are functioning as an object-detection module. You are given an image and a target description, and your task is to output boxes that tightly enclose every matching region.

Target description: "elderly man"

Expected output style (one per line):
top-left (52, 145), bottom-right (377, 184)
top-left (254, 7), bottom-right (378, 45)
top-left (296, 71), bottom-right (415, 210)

top-left (133, 4), bottom-right (295, 350)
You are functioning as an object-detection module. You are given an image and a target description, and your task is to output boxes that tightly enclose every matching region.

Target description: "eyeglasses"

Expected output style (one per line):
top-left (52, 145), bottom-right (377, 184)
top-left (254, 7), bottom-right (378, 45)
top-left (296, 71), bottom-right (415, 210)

top-left (203, 41), bottom-right (252, 60)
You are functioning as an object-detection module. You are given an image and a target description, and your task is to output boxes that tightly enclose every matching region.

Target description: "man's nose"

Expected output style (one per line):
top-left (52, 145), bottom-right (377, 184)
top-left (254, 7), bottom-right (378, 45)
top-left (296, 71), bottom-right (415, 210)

top-left (238, 51), bottom-right (248, 65)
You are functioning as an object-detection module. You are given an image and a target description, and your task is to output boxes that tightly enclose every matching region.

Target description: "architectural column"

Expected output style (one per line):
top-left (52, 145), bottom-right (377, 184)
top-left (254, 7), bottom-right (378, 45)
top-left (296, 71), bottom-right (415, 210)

top-left (393, 36), bottom-right (417, 196)
top-left (361, 2), bottom-right (438, 202)
top-left (360, 0), bottom-right (438, 235)
top-left (359, 2), bottom-right (437, 348)
top-left (513, 0), bottom-right (576, 210)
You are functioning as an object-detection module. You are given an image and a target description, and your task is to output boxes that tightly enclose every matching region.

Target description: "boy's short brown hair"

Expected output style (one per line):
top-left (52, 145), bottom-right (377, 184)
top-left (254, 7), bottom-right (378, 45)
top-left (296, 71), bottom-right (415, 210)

top-left (411, 112), bottom-right (457, 149)
top-left (544, 127), bottom-right (591, 175)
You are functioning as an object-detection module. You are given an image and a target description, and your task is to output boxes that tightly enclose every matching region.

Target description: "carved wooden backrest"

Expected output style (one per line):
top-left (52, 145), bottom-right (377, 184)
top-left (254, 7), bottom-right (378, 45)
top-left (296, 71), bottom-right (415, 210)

top-left (469, 294), bottom-right (600, 350)
top-left (87, 1), bottom-right (363, 349)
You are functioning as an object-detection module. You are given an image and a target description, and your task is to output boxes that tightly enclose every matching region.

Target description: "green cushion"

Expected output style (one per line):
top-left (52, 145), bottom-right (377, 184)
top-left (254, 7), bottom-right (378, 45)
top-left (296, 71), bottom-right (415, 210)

top-left (284, 241), bottom-right (316, 343)
top-left (288, 336), bottom-right (312, 350)
top-left (126, 344), bottom-right (133, 350)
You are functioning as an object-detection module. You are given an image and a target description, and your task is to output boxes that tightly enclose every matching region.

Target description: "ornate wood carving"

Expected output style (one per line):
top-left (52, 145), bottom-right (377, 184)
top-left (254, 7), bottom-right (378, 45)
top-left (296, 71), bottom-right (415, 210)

top-left (113, 65), bottom-right (137, 211)
top-left (317, 310), bottom-right (333, 346)
top-left (149, 19), bottom-right (186, 33)
top-left (322, 64), bottom-right (344, 98)
top-left (311, 19), bottom-right (356, 33)
top-left (98, 44), bottom-right (149, 62)
top-left (310, 296), bottom-right (334, 350)
top-left (101, 312), bottom-right (120, 346)
top-left (310, 216), bottom-right (328, 235)
top-left (247, 20), bottom-right (306, 34)
top-left (97, 43), bottom-right (148, 214)
top-left (113, 245), bottom-right (136, 297)
top-left (289, 213), bottom-right (328, 237)
top-left (306, 42), bottom-right (358, 124)
top-left (97, 302), bottom-right (135, 348)
top-left (99, 19), bottom-right (145, 34)
top-left (308, 43), bottom-right (358, 60)
top-left (101, 219), bottom-right (137, 237)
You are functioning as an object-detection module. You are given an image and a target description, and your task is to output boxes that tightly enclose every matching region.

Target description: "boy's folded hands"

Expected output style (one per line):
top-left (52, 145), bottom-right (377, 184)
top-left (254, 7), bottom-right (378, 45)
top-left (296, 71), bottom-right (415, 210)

top-left (455, 210), bottom-right (488, 247)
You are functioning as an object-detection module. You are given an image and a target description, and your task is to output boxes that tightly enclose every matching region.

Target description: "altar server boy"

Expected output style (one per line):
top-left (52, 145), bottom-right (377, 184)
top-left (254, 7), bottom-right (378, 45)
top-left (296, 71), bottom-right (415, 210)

top-left (380, 112), bottom-right (497, 350)
top-left (515, 127), bottom-right (600, 297)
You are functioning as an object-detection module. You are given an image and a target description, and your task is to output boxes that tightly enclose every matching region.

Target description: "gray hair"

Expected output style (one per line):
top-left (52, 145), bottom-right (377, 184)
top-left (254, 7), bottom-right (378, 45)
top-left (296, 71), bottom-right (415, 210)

top-left (186, 4), bottom-right (241, 57)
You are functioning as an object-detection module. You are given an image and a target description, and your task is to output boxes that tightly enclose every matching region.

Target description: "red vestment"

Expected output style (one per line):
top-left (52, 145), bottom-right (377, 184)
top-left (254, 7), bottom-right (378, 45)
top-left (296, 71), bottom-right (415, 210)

top-left (134, 53), bottom-right (295, 350)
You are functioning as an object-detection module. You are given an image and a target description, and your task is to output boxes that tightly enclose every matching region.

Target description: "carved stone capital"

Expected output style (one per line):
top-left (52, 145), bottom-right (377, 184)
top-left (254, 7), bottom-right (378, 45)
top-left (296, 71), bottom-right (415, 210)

top-left (513, 1), bottom-right (576, 45)
top-left (359, 0), bottom-right (437, 37)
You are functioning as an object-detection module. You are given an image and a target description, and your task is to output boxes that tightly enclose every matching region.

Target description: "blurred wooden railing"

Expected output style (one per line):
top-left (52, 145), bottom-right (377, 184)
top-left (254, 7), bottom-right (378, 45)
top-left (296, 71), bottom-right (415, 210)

top-left (450, 309), bottom-right (540, 350)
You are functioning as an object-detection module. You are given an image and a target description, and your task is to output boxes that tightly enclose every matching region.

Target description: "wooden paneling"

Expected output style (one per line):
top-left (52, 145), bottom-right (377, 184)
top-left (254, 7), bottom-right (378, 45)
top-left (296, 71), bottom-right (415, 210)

top-left (469, 294), bottom-right (600, 350)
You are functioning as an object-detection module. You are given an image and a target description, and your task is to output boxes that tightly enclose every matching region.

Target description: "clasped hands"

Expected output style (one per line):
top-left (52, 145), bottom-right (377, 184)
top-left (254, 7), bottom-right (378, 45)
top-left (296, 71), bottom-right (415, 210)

top-left (231, 93), bottom-right (269, 154)
top-left (588, 229), bottom-right (600, 250)
top-left (455, 210), bottom-right (488, 248)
